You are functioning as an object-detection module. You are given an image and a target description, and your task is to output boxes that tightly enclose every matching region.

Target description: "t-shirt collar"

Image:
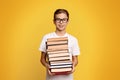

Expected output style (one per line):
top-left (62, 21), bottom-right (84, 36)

top-left (54, 32), bottom-right (68, 37)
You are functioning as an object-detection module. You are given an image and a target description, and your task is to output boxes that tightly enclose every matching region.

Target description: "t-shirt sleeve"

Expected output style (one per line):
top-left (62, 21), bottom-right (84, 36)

top-left (72, 38), bottom-right (80, 56)
top-left (39, 36), bottom-right (47, 53)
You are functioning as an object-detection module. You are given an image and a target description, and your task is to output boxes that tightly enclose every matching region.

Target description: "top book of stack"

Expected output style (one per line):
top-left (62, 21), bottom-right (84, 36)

top-left (47, 37), bottom-right (68, 42)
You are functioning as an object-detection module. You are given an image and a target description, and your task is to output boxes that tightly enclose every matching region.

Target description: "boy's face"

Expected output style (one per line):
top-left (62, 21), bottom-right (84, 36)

top-left (54, 13), bottom-right (69, 31)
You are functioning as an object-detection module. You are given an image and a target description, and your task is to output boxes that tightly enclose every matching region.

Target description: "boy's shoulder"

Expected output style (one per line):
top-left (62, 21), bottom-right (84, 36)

top-left (42, 32), bottom-right (55, 40)
top-left (67, 33), bottom-right (78, 41)
top-left (44, 32), bottom-right (54, 37)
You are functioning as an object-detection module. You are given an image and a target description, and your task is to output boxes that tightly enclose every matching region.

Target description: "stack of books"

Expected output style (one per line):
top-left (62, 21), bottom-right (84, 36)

top-left (46, 37), bottom-right (72, 75)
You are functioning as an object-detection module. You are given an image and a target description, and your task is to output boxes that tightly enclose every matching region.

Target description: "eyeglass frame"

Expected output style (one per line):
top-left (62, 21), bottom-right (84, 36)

top-left (54, 18), bottom-right (68, 23)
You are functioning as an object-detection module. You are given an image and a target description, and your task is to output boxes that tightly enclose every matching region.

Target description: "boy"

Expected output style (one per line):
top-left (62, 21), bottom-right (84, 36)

top-left (39, 9), bottom-right (80, 80)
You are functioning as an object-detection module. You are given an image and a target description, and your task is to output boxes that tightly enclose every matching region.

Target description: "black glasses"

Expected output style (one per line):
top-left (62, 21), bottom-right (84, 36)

top-left (54, 18), bottom-right (68, 23)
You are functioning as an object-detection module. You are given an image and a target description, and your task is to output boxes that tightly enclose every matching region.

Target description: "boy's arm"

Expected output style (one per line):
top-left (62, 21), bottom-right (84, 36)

top-left (67, 55), bottom-right (78, 74)
top-left (70, 56), bottom-right (78, 73)
top-left (40, 52), bottom-right (49, 68)
top-left (72, 55), bottom-right (78, 67)
top-left (40, 52), bottom-right (55, 76)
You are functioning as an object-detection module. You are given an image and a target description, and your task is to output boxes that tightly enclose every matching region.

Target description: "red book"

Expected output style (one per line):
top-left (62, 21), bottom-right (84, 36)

top-left (52, 71), bottom-right (71, 75)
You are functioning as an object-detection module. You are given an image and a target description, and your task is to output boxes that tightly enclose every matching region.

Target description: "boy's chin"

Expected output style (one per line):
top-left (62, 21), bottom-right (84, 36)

top-left (57, 28), bottom-right (65, 31)
top-left (58, 29), bottom-right (65, 31)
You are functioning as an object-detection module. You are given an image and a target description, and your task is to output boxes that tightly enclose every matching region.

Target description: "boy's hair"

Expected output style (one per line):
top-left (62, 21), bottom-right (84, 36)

top-left (54, 9), bottom-right (69, 20)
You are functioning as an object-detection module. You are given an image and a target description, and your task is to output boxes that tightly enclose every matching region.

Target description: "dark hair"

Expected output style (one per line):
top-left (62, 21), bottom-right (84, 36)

top-left (54, 9), bottom-right (69, 20)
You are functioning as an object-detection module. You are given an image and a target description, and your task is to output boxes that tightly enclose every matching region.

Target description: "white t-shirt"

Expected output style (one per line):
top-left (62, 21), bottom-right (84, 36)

top-left (39, 32), bottom-right (80, 80)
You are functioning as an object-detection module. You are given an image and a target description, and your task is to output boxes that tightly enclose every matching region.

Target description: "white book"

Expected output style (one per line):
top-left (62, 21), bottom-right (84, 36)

top-left (49, 56), bottom-right (71, 61)
top-left (48, 53), bottom-right (70, 58)
top-left (50, 60), bottom-right (72, 64)
top-left (50, 63), bottom-right (72, 65)
top-left (47, 49), bottom-right (68, 54)
top-left (50, 64), bottom-right (72, 68)
top-left (51, 67), bottom-right (72, 72)
top-left (51, 62), bottom-right (72, 66)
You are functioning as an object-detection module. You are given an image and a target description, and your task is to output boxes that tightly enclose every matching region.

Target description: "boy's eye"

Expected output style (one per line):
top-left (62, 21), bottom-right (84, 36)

top-left (55, 18), bottom-right (68, 23)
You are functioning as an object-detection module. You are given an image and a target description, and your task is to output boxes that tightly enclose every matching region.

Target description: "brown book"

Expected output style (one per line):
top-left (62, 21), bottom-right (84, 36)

top-left (51, 67), bottom-right (72, 73)
top-left (47, 40), bottom-right (68, 45)
top-left (49, 56), bottom-right (71, 61)
top-left (50, 61), bottom-right (72, 66)
top-left (47, 44), bottom-right (68, 50)
top-left (47, 37), bottom-right (68, 42)
top-left (50, 60), bottom-right (72, 64)
top-left (47, 49), bottom-right (68, 52)
top-left (47, 49), bottom-right (68, 54)
top-left (51, 71), bottom-right (72, 75)
top-left (48, 52), bottom-right (70, 58)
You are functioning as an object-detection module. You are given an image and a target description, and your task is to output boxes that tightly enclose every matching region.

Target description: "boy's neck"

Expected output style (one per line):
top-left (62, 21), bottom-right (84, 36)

top-left (55, 30), bottom-right (66, 36)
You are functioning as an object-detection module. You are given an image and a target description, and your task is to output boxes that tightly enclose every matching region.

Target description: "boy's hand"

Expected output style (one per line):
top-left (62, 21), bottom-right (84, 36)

top-left (45, 63), bottom-right (55, 76)
top-left (47, 69), bottom-right (55, 76)
top-left (71, 64), bottom-right (75, 73)
top-left (45, 63), bottom-right (50, 69)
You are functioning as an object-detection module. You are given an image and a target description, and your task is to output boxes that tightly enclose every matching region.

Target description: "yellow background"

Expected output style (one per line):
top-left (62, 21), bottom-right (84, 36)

top-left (0, 0), bottom-right (120, 80)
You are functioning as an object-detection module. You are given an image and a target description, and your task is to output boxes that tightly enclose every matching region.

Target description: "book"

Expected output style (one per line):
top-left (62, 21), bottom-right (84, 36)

top-left (49, 56), bottom-right (71, 61)
top-left (50, 64), bottom-right (72, 68)
top-left (47, 44), bottom-right (68, 50)
top-left (47, 37), bottom-right (68, 42)
top-left (47, 49), bottom-right (68, 54)
top-left (47, 40), bottom-right (68, 46)
top-left (51, 67), bottom-right (72, 73)
top-left (48, 52), bottom-right (70, 58)
top-left (47, 49), bottom-right (68, 52)
top-left (51, 71), bottom-right (71, 75)
top-left (50, 61), bottom-right (72, 66)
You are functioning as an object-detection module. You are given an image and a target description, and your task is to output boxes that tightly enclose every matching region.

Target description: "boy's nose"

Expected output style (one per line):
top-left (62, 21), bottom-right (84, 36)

top-left (60, 20), bottom-right (63, 24)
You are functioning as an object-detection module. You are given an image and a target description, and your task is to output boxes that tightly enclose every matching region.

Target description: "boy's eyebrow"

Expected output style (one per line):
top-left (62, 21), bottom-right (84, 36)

top-left (55, 18), bottom-right (68, 19)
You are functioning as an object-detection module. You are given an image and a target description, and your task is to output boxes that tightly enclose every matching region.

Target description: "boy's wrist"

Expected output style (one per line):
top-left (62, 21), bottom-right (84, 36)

top-left (45, 63), bottom-right (50, 69)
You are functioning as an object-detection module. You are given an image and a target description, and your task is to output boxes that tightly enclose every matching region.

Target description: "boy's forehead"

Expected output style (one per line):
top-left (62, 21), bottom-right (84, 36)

top-left (55, 13), bottom-right (68, 18)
